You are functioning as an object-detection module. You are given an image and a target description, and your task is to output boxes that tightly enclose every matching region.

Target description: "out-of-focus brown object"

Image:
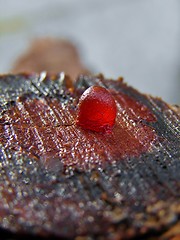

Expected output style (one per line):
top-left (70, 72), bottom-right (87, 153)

top-left (11, 38), bottom-right (89, 79)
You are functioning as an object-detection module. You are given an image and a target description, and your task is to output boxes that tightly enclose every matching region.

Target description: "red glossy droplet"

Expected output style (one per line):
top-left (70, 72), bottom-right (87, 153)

top-left (76, 86), bottom-right (117, 132)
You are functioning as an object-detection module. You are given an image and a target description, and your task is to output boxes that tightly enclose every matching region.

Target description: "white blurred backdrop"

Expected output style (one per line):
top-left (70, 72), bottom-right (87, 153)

top-left (0, 0), bottom-right (180, 103)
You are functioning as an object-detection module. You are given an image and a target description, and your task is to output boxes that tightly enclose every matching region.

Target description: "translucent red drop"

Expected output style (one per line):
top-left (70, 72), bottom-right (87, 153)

top-left (76, 86), bottom-right (117, 133)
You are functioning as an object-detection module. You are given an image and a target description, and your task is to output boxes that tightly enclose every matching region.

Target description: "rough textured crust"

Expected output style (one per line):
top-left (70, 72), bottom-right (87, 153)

top-left (0, 73), bottom-right (180, 239)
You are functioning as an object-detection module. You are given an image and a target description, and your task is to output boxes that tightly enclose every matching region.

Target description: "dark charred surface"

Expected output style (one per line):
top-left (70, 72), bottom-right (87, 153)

top-left (0, 73), bottom-right (180, 240)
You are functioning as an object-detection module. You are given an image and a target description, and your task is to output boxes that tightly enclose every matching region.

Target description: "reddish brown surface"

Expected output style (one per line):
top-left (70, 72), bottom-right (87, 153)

top-left (0, 74), bottom-right (180, 239)
top-left (1, 89), bottom-right (157, 170)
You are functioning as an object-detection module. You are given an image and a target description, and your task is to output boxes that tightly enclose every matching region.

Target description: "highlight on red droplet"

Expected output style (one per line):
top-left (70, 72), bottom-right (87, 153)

top-left (76, 86), bottom-right (117, 133)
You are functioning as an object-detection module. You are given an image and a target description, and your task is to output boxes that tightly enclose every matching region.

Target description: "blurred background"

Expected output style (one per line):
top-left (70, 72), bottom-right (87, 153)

top-left (0, 0), bottom-right (179, 103)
